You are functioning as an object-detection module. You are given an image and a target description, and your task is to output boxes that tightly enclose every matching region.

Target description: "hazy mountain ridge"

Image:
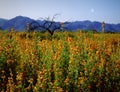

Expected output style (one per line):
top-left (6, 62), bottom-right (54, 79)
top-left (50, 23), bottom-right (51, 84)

top-left (0, 18), bottom-right (8, 29)
top-left (0, 16), bottom-right (120, 32)
top-left (0, 16), bottom-right (35, 31)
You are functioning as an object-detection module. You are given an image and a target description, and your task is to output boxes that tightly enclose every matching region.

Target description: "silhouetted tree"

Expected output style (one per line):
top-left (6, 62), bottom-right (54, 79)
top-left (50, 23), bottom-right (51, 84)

top-left (27, 14), bottom-right (69, 37)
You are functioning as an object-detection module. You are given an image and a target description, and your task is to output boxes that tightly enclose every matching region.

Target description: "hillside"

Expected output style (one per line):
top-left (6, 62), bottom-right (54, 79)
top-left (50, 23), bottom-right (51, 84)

top-left (0, 16), bottom-right (120, 32)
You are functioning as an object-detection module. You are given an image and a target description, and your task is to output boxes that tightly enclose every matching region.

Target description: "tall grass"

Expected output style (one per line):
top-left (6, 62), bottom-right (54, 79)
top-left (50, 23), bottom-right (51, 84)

top-left (0, 31), bottom-right (120, 92)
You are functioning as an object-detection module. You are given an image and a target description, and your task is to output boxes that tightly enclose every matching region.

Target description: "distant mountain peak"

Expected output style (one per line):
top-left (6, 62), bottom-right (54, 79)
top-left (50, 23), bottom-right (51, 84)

top-left (11, 16), bottom-right (31, 20)
top-left (15, 15), bottom-right (28, 18)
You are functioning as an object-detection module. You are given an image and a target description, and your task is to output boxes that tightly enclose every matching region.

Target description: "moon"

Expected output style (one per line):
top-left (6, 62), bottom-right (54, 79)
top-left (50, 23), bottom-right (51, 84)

top-left (91, 8), bottom-right (94, 13)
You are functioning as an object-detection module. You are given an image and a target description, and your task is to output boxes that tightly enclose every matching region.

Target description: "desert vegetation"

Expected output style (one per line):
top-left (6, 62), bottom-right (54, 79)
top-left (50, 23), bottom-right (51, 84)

top-left (0, 30), bottom-right (120, 92)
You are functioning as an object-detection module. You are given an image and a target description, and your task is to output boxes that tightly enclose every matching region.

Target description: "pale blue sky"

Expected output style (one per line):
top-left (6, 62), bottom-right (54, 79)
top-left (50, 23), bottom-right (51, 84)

top-left (0, 0), bottom-right (120, 23)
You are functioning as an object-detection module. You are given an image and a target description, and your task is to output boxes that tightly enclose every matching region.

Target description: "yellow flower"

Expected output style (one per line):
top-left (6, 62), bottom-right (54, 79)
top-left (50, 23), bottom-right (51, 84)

top-left (6, 60), bottom-right (14, 64)
top-left (96, 51), bottom-right (99, 55)
top-left (64, 78), bottom-right (69, 85)
top-left (82, 60), bottom-right (86, 65)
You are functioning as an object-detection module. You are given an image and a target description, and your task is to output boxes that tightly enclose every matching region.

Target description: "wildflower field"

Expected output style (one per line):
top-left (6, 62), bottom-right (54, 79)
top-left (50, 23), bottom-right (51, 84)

top-left (0, 31), bottom-right (120, 92)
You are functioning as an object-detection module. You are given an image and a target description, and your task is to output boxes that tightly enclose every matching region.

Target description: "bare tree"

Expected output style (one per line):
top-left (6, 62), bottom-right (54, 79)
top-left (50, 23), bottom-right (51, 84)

top-left (26, 14), bottom-right (69, 36)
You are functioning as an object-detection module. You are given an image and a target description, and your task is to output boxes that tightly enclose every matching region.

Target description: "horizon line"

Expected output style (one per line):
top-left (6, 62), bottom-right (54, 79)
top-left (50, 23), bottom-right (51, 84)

top-left (0, 15), bottom-right (119, 24)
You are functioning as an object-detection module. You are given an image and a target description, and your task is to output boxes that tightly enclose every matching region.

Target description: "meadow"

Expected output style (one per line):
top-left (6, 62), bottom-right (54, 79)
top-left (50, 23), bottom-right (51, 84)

top-left (0, 31), bottom-right (120, 92)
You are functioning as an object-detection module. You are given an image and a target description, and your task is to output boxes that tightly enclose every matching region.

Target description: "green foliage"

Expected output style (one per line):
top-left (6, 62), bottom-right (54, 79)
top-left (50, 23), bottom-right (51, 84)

top-left (0, 31), bottom-right (120, 91)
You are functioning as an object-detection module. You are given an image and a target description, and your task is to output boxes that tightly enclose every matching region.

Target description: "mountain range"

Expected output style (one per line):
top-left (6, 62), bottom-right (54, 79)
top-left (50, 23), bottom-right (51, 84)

top-left (0, 16), bottom-right (120, 32)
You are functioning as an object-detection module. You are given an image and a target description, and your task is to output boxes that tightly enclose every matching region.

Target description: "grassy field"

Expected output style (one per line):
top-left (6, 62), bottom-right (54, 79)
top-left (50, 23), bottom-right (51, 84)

top-left (0, 31), bottom-right (120, 92)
